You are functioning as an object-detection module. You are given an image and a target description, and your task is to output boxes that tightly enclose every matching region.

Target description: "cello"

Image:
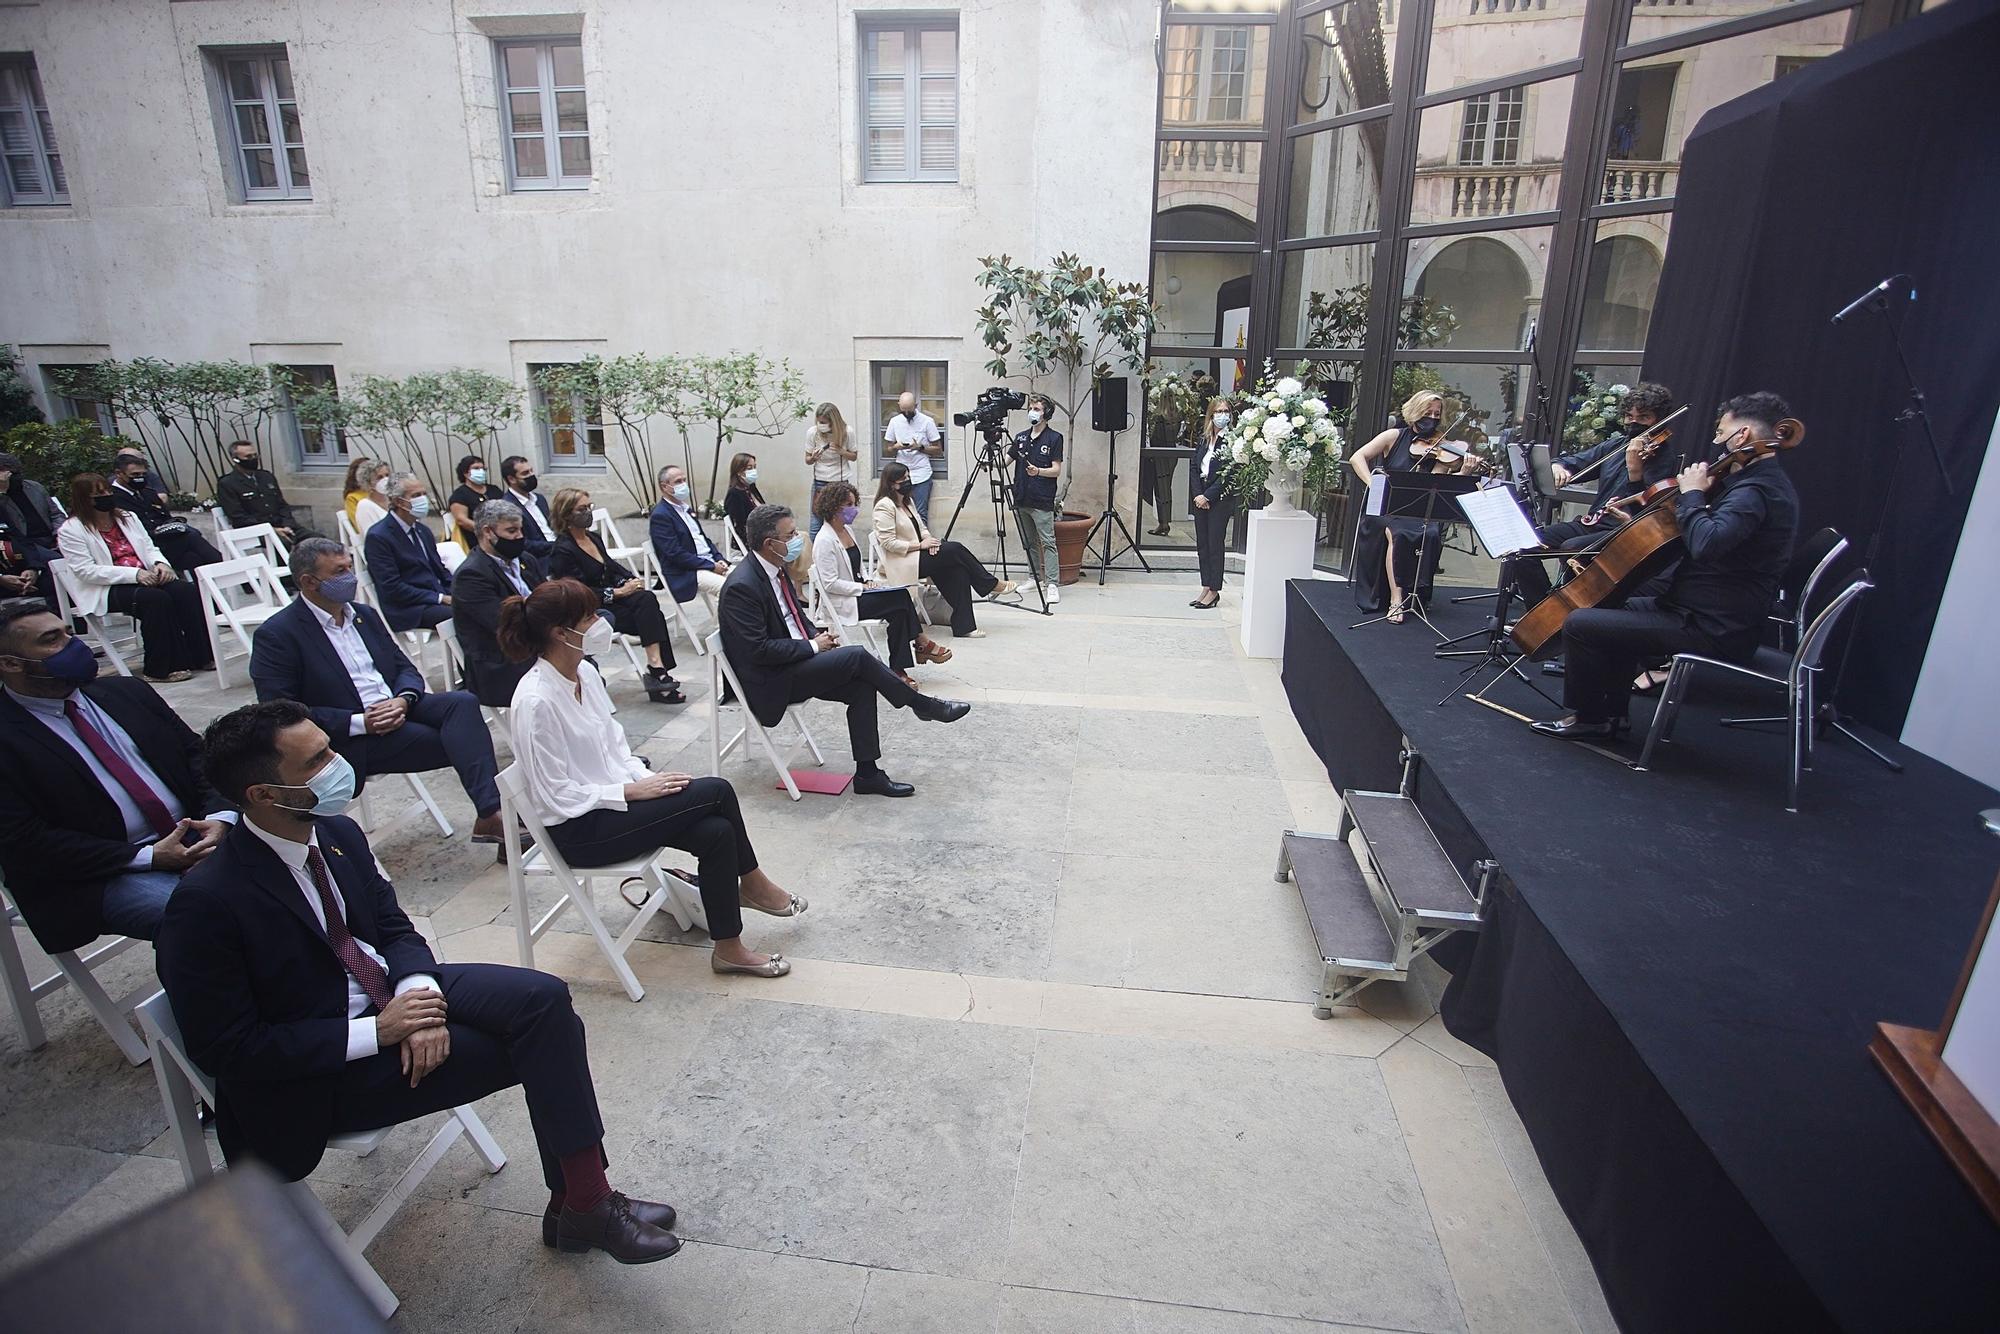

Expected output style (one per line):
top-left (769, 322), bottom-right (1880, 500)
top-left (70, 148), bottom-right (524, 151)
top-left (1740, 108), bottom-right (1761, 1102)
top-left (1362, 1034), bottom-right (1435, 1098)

top-left (1509, 418), bottom-right (1805, 661)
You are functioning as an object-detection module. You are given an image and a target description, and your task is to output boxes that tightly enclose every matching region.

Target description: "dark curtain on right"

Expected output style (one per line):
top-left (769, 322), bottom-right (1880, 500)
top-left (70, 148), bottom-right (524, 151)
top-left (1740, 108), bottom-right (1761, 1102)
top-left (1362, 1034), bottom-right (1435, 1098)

top-left (1639, 0), bottom-right (2000, 736)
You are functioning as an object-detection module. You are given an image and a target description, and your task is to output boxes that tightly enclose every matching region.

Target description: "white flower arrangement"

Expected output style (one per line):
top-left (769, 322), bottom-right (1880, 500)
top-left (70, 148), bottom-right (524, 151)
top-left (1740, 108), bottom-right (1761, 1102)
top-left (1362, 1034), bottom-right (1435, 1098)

top-left (1223, 360), bottom-right (1347, 504)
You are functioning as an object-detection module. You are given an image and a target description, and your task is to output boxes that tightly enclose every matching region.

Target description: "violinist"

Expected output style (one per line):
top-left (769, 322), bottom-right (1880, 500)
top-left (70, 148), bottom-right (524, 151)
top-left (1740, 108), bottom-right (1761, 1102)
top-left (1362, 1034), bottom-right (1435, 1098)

top-left (1531, 392), bottom-right (1800, 741)
top-left (1508, 383), bottom-right (1680, 605)
top-left (1350, 391), bottom-right (1480, 622)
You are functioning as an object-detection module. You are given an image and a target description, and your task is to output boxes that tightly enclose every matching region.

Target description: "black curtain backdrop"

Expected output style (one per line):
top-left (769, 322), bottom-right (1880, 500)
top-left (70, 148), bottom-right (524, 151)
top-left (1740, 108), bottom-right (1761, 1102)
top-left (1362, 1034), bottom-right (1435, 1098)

top-left (1640, 0), bottom-right (2000, 735)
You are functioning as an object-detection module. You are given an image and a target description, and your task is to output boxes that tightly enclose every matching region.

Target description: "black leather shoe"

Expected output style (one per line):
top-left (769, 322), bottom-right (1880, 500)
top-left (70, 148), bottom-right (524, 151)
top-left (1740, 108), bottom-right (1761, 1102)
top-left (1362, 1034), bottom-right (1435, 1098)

top-left (853, 769), bottom-right (916, 798)
top-left (544, 1194), bottom-right (676, 1248)
top-left (911, 696), bottom-right (971, 724)
top-left (1529, 715), bottom-right (1627, 740)
top-left (555, 1192), bottom-right (682, 1264)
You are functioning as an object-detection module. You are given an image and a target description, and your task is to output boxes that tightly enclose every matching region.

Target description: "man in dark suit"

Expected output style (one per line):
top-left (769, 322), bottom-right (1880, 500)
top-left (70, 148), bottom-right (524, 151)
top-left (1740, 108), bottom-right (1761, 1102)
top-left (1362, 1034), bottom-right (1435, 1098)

top-left (452, 499), bottom-right (546, 708)
top-left (499, 455), bottom-right (557, 562)
top-left (0, 598), bottom-right (234, 952)
top-left (719, 503), bottom-right (970, 798)
top-left (249, 539), bottom-right (510, 847)
top-left (363, 472), bottom-right (454, 631)
top-left (155, 699), bottom-right (680, 1263)
top-left (648, 464), bottom-right (730, 624)
top-left (110, 448), bottom-right (223, 573)
top-left (215, 439), bottom-right (318, 541)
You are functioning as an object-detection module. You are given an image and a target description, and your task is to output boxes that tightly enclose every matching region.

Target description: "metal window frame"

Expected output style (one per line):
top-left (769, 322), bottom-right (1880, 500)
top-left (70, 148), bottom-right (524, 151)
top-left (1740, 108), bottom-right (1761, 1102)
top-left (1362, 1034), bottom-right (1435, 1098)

top-left (496, 38), bottom-right (592, 193)
top-left (527, 363), bottom-right (608, 469)
top-left (219, 48), bottom-right (310, 202)
top-left (0, 55), bottom-right (67, 206)
top-left (38, 364), bottom-right (116, 435)
top-left (272, 364), bottom-right (346, 468)
top-left (858, 18), bottom-right (960, 184)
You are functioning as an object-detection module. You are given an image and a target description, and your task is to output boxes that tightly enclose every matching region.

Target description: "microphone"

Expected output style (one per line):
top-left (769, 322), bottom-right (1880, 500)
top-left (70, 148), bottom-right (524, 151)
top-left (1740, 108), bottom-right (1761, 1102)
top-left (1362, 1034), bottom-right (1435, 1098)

top-left (1830, 274), bottom-right (1908, 325)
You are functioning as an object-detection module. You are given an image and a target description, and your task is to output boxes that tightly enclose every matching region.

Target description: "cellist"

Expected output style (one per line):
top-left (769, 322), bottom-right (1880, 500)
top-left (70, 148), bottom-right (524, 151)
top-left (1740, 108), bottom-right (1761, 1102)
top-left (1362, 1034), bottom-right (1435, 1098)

top-left (1531, 391), bottom-right (1801, 741)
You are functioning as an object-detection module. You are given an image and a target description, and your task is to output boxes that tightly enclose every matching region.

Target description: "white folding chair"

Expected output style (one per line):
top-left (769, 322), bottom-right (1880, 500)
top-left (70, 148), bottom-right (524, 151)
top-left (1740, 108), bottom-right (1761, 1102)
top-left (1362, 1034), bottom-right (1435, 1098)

top-left (722, 519), bottom-right (746, 562)
top-left (354, 770), bottom-right (454, 839)
top-left (215, 521), bottom-right (291, 575)
top-left (864, 531), bottom-right (884, 581)
top-left (209, 506), bottom-right (233, 534)
top-left (46, 557), bottom-right (138, 677)
top-left (358, 567), bottom-right (446, 691)
top-left (137, 991), bottom-right (505, 1320)
top-left (806, 562), bottom-right (888, 660)
top-left (591, 506), bottom-right (654, 583)
top-left (347, 534), bottom-right (378, 607)
top-left (336, 510), bottom-right (365, 555)
top-left (0, 883), bottom-right (149, 1064)
top-left (496, 764), bottom-right (706, 1003)
top-left (195, 556), bottom-right (288, 689)
top-left (707, 631), bottom-right (824, 801)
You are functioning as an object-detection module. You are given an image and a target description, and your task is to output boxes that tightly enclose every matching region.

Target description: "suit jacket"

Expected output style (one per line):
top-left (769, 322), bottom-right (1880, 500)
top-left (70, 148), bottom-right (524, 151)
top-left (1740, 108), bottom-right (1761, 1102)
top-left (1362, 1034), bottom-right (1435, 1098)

top-left (649, 500), bottom-right (725, 603)
top-left (451, 548), bottom-right (546, 707)
top-left (718, 557), bottom-right (819, 727)
top-left (503, 490), bottom-right (557, 561)
top-left (215, 467), bottom-right (298, 532)
top-left (870, 496), bottom-right (931, 587)
top-left (154, 815), bottom-right (437, 1181)
top-left (0, 677), bottom-right (227, 952)
top-left (363, 514), bottom-right (451, 630)
top-left (1195, 435), bottom-right (1235, 506)
top-left (249, 597), bottom-right (425, 741)
top-left (54, 514), bottom-right (169, 617)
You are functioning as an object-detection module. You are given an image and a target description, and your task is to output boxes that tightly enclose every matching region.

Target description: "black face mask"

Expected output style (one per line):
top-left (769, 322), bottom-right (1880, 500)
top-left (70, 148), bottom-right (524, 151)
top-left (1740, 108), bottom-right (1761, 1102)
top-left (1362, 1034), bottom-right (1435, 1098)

top-left (493, 534), bottom-right (528, 561)
top-left (92, 494), bottom-right (123, 514)
top-left (514, 475), bottom-right (538, 493)
top-left (1412, 418), bottom-right (1440, 438)
top-left (235, 455), bottom-right (260, 471)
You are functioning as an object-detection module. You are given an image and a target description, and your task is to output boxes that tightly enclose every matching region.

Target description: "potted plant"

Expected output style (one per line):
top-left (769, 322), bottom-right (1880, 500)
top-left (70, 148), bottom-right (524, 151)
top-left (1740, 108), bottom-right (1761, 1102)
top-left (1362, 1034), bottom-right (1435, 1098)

top-left (1222, 362), bottom-right (1346, 512)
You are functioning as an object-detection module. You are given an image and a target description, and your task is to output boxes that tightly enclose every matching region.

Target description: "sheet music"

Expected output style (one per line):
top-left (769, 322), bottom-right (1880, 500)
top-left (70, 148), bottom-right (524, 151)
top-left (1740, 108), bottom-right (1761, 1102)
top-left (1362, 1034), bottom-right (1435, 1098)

top-left (1456, 485), bottom-right (1543, 557)
top-left (1366, 472), bottom-right (1387, 517)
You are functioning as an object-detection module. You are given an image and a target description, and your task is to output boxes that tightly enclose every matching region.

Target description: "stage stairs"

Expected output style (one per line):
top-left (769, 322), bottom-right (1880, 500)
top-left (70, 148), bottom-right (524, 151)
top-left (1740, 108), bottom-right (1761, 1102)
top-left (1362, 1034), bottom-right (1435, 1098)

top-left (1277, 747), bottom-right (1495, 1018)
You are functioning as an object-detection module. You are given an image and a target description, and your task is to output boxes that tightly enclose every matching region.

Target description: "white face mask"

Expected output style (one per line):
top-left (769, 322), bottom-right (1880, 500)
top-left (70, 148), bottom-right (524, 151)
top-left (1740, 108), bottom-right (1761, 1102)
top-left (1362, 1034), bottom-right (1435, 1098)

top-left (565, 617), bottom-right (616, 658)
top-left (372, 475), bottom-right (390, 495)
top-left (1028, 409), bottom-right (1044, 425)
top-left (816, 422), bottom-right (831, 436)
top-left (1213, 413), bottom-right (1231, 430)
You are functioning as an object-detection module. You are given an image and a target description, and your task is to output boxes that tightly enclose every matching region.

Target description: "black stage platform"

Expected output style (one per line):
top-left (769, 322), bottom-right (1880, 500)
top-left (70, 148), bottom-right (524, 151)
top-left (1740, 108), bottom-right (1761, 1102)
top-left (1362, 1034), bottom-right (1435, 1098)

top-left (1281, 579), bottom-right (2000, 1334)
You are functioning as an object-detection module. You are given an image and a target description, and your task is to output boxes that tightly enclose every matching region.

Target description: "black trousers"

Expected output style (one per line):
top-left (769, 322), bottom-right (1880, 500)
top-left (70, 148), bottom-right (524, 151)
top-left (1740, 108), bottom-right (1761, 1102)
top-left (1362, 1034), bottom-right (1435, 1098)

top-left (544, 777), bottom-right (755, 940)
top-left (1561, 597), bottom-right (1728, 721)
top-left (156, 527), bottom-right (222, 573)
top-left (917, 542), bottom-right (999, 634)
top-left (330, 962), bottom-right (602, 1193)
top-left (605, 591), bottom-right (675, 669)
top-left (856, 589), bottom-right (922, 670)
top-left (1144, 456), bottom-right (1178, 523)
top-left (334, 690), bottom-right (501, 817)
top-left (107, 580), bottom-right (212, 676)
top-left (1193, 497), bottom-right (1235, 589)
top-left (777, 643), bottom-right (919, 763)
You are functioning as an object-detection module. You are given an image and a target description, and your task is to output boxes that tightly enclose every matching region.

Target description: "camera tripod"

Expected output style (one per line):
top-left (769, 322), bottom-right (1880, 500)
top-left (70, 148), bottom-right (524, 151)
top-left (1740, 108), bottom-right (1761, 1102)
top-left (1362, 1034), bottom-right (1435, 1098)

top-left (940, 423), bottom-right (1051, 616)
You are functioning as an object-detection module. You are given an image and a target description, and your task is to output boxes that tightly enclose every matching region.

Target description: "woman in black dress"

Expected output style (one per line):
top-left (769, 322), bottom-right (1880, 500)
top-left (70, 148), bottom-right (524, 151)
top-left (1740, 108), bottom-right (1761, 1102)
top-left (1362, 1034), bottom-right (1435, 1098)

top-left (721, 451), bottom-right (765, 550)
top-left (545, 486), bottom-right (685, 705)
top-left (1347, 390), bottom-right (1478, 621)
top-left (446, 453), bottom-right (504, 553)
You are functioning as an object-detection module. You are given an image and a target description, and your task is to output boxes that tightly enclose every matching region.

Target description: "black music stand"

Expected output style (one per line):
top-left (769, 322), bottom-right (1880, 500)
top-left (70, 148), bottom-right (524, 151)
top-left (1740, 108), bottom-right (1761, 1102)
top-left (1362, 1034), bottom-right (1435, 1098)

top-left (1350, 472), bottom-right (1482, 637)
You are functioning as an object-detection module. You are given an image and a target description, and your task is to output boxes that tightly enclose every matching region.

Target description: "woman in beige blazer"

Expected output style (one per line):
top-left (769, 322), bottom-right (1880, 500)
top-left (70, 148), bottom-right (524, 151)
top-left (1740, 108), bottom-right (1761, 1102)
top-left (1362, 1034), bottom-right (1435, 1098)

top-left (54, 472), bottom-right (212, 681)
top-left (870, 461), bottom-right (1015, 638)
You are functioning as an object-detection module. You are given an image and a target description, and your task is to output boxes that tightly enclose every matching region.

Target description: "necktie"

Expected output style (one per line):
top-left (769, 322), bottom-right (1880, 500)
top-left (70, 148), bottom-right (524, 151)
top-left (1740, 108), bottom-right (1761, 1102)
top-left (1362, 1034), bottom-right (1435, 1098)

top-left (305, 846), bottom-right (393, 1009)
top-left (777, 571), bottom-right (810, 641)
top-left (64, 699), bottom-right (176, 837)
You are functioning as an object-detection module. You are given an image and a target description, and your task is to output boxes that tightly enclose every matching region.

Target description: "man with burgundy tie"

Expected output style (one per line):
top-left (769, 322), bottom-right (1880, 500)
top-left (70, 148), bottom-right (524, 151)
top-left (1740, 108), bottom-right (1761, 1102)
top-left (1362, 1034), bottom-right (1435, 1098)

top-left (155, 699), bottom-right (681, 1264)
top-left (718, 504), bottom-right (970, 798)
top-left (0, 598), bottom-right (234, 955)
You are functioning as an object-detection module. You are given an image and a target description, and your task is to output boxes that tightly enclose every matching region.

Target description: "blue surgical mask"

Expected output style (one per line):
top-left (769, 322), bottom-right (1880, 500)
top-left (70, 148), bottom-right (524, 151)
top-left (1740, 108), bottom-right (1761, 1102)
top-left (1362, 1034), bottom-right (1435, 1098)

top-left (270, 752), bottom-right (357, 819)
top-left (468, 468), bottom-right (488, 485)
top-left (743, 469), bottom-right (760, 485)
top-left (784, 533), bottom-right (805, 563)
top-left (317, 572), bottom-right (359, 603)
top-left (671, 483), bottom-right (691, 504)
top-left (17, 635), bottom-right (100, 687)
top-left (408, 494), bottom-right (431, 518)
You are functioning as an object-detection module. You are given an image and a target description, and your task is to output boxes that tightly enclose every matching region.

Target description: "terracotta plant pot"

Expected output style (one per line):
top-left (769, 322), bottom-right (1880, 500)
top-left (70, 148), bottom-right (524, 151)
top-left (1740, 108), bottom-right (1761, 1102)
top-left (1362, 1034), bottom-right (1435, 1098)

top-left (1054, 510), bottom-right (1093, 585)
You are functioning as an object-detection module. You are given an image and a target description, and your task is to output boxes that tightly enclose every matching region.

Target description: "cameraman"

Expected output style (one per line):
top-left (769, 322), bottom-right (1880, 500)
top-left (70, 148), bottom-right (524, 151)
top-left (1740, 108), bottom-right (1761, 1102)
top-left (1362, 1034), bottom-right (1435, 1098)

top-left (884, 391), bottom-right (944, 522)
top-left (1009, 394), bottom-right (1064, 605)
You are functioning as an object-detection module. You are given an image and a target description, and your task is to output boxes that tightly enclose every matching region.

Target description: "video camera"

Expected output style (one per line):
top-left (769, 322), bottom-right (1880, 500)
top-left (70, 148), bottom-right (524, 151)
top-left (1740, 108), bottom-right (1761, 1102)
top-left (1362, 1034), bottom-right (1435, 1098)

top-left (953, 386), bottom-right (1026, 452)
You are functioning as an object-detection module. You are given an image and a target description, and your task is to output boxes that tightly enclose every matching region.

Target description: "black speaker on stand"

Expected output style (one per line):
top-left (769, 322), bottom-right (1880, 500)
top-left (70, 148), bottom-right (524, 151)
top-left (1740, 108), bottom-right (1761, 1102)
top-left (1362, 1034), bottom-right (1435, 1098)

top-left (1081, 376), bottom-right (1152, 585)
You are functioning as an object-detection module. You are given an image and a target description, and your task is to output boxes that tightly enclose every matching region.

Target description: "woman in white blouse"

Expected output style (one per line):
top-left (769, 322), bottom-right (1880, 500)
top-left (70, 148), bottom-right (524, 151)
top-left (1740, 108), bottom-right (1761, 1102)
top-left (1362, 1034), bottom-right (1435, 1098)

top-left (56, 472), bottom-right (212, 682)
top-left (351, 460), bottom-right (393, 533)
top-left (499, 578), bottom-right (804, 977)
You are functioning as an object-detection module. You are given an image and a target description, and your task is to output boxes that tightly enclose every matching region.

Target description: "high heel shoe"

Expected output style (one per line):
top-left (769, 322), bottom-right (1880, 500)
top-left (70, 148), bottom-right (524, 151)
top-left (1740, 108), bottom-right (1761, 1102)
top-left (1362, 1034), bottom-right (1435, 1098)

top-left (915, 639), bottom-right (953, 664)
top-left (644, 668), bottom-right (686, 705)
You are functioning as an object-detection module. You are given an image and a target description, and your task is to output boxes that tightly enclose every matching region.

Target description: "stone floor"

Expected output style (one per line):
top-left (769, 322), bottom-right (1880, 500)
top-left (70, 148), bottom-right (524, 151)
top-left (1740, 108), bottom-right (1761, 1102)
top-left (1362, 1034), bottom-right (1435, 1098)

top-left (0, 571), bottom-right (1615, 1333)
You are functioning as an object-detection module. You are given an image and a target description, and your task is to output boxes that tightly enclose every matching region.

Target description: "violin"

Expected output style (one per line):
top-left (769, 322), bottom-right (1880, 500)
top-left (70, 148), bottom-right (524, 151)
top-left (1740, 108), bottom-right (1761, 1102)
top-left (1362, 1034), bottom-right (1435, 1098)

top-left (1409, 423), bottom-right (1498, 477)
top-left (1573, 405), bottom-right (1690, 527)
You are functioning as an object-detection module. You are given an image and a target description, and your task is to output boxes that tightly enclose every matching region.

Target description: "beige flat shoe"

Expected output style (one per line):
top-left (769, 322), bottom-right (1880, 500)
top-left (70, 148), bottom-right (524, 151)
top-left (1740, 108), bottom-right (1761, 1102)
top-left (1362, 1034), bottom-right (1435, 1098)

top-left (985, 580), bottom-right (1018, 600)
top-left (747, 892), bottom-right (808, 918)
top-left (712, 953), bottom-right (790, 977)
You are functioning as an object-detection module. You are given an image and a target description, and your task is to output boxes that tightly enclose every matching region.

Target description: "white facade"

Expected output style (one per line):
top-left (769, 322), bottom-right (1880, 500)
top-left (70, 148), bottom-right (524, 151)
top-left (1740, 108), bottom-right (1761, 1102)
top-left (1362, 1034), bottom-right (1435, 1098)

top-left (0, 0), bottom-right (1159, 523)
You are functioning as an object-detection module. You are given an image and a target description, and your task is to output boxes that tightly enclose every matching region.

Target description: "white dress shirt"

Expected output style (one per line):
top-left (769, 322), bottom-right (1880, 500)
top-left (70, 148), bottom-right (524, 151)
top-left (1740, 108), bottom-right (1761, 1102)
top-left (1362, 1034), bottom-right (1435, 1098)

top-left (884, 411), bottom-right (941, 484)
top-left (510, 490), bottom-right (555, 541)
top-left (241, 818), bottom-right (438, 1063)
top-left (508, 658), bottom-right (650, 824)
top-left (807, 424), bottom-right (856, 484)
top-left (305, 597), bottom-right (394, 737)
top-left (755, 552), bottom-right (817, 649)
top-left (671, 501), bottom-right (720, 562)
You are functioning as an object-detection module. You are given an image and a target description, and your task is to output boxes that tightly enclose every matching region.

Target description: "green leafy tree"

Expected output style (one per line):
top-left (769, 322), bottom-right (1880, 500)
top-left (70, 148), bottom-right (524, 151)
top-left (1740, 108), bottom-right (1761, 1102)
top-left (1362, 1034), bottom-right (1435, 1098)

top-left (669, 353), bottom-right (810, 511)
top-left (533, 354), bottom-right (687, 514)
top-left (349, 370), bottom-right (522, 500)
top-left (0, 346), bottom-right (45, 432)
top-left (55, 359), bottom-right (278, 496)
top-left (973, 253), bottom-right (1155, 461)
top-left (1, 418), bottom-right (119, 489)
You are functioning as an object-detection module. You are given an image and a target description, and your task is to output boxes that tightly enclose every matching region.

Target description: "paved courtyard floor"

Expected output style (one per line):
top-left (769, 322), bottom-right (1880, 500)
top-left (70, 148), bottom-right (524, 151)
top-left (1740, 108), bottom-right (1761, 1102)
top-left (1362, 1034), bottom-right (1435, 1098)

top-left (0, 571), bottom-right (1614, 1333)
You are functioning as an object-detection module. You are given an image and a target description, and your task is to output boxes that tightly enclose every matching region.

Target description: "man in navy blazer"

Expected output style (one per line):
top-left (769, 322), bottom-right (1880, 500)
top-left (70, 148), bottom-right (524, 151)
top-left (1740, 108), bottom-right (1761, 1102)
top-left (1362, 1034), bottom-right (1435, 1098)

top-left (155, 699), bottom-right (682, 1263)
top-left (250, 539), bottom-right (509, 848)
top-left (363, 473), bottom-right (453, 631)
top-left (647, 464), bottom-right (731, 621)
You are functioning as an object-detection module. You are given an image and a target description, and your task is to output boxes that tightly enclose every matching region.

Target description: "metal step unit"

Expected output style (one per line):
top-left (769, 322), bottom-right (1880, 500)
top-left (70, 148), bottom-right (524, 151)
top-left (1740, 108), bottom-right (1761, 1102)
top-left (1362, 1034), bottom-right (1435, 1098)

top-left (1276, 744), bottom-right (1497, 1019)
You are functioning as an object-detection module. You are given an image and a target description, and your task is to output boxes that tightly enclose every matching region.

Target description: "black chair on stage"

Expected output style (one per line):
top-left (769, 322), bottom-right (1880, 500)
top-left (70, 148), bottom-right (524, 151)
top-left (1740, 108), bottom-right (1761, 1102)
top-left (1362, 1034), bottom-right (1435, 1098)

top-left (1634, 569), bottom-right (1874, 813)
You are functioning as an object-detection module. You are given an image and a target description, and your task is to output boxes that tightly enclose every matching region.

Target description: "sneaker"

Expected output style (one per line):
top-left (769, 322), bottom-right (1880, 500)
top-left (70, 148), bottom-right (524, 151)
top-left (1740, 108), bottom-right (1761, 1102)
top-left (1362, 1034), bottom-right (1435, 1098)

top-left (1043, 582), bottom-right (1060, 605)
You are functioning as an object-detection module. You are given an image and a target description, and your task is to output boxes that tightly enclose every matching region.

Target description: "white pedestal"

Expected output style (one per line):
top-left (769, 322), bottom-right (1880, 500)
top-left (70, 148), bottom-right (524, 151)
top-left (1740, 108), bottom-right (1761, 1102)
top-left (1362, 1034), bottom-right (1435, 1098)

top-left (1239, 509), bottom-right (1318, 659)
